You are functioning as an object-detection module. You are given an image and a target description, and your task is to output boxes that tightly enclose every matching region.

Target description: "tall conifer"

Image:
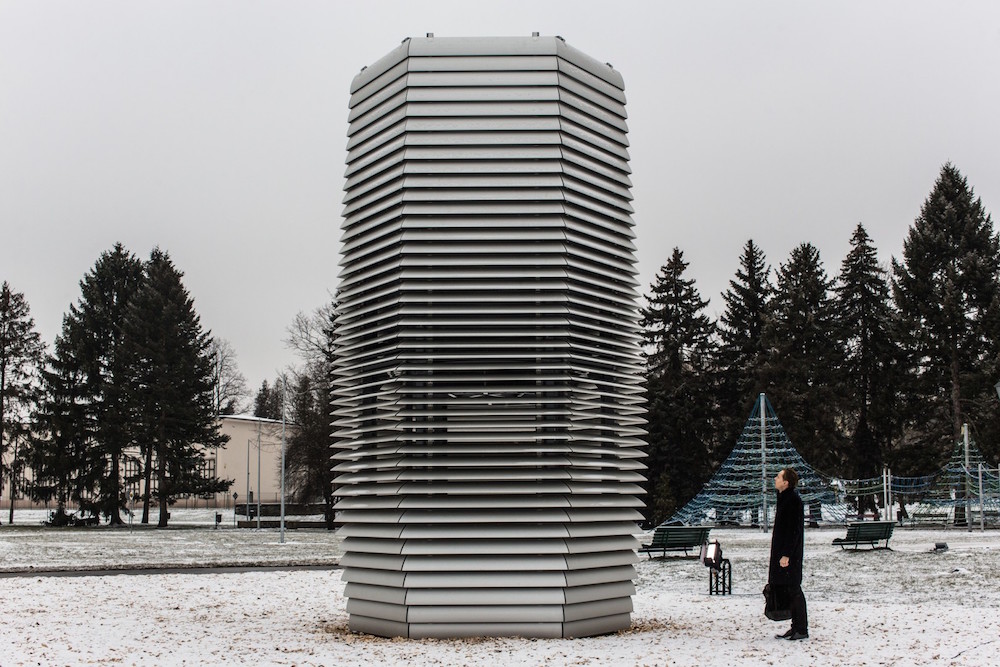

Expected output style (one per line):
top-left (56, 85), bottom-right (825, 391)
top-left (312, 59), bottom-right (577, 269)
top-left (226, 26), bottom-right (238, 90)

top-left (123, 249), bottom-right (230, 527)
top-left (56, 244), bottom-right (145, 524)
top-left (762, 243), bottom-right (846, 473)
top-left (892, 164), bottom-right (1000, 469)
top-left (639, 248), bottom-right (717, 523)
top-left (835, 224), bottom-right (900, 514)
top-left (715, 240), bottom-right (772, 452)
top-left (0, 282), bottom-right (45, 523)
top-left (29, 333), bottom-right (93, 524)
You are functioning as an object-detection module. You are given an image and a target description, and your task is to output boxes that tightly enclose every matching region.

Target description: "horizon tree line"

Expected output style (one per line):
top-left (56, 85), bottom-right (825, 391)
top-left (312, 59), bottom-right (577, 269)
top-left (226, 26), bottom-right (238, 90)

top-left (2, 163), bottom-right (998, 529)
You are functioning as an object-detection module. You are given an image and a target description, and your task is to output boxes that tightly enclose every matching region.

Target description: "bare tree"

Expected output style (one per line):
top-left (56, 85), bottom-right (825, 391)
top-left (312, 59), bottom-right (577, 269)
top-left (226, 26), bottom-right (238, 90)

top-left (208, 337), bottom-right (249, 415)
top-left (284, 300), bottom-right (335, 374)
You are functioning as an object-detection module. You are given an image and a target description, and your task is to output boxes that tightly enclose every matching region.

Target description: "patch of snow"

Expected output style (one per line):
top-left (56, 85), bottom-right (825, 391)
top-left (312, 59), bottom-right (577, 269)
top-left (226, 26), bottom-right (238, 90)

top-left (1, 523), bottom-right (998, 665)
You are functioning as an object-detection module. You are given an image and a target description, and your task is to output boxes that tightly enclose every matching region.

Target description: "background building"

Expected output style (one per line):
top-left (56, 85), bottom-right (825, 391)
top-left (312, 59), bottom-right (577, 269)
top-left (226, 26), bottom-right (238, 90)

top-left (2, 415), bottom-right (289, 512)
top-left (333, 34), bottom-right (647, 639)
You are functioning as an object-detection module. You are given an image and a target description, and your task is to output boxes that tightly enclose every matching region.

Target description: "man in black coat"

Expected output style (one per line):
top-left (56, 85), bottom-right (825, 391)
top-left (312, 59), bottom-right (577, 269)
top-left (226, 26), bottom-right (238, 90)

top-left (769, 467), bottom-right (808, 640)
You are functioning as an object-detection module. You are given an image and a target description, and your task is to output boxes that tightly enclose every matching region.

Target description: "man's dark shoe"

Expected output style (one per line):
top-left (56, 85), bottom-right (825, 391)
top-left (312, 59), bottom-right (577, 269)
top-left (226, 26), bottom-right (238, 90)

top-left (786, 631), bottom-right (809, 641)
top-left (775, 629), bottom-right (794, 639)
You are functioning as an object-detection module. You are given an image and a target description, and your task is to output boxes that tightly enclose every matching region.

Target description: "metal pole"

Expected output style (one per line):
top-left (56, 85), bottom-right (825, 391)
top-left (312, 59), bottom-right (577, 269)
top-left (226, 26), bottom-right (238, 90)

top-left (256, 420), bottom-right (262, 530)
top-left (760, 393), bottom-right (767, 532)
top-left (979, 463), bottom-right (985, 532)
top-left (280, 375), bottom-right (287, 544)
top-left (964, 423), bottom-right (971, 532)
top-left (246, 439), bottom-right (251, 523)
top-left (887, 468), bottom-right (892, 523)
top-left (882, 467), bottom-right (888, 521)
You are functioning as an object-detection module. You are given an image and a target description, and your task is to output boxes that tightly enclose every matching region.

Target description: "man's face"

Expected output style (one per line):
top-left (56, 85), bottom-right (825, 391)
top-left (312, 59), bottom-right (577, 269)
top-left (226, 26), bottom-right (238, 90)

top-left (774, 471), bottom-right (788, 492)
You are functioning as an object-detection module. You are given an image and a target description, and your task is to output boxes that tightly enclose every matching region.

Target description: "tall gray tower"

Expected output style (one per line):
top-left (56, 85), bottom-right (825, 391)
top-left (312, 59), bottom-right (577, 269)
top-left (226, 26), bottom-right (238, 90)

top-left (333, 35), bottom-right (646, 639)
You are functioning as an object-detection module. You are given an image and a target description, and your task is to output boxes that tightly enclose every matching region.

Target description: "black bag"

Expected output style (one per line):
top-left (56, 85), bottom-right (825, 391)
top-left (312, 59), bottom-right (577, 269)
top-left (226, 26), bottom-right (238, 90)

top-left (762, 584), bottom-right (792, 621)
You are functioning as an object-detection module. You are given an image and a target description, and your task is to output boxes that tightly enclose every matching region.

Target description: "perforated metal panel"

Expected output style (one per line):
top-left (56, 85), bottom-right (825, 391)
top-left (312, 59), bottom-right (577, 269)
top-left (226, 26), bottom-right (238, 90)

top-left (333, 35), bottom-right (647, 639)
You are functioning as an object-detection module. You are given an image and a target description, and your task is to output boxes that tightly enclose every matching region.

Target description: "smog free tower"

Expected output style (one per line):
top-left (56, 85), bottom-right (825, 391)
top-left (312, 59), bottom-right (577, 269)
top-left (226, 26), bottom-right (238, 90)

top-left (333, 35), bottom-right (647, 639)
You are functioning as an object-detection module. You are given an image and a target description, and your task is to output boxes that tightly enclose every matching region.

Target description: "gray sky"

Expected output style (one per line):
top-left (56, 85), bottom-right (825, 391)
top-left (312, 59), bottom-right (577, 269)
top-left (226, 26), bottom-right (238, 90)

top-left (2, 1), bottom-right (999, 392)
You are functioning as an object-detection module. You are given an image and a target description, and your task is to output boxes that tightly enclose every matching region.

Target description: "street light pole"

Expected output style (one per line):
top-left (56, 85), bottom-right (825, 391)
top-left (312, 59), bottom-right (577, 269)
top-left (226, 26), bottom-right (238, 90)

top-left (246, 439), bottom-right (251, 523)
top-left (256, 420), bottom-right (262, 529)
top-left (280, 374), bottom-right (287, 544)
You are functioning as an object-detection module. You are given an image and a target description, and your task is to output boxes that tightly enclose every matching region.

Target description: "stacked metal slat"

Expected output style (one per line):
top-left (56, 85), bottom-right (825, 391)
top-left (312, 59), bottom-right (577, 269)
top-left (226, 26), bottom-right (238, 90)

top-left (333, 35), bottom-right (647, 639)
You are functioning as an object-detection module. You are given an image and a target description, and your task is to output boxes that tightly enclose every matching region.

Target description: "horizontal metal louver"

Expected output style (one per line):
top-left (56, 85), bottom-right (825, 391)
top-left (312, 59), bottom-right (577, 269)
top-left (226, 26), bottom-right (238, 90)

top-left (333, 35), bottom-right (647, 639)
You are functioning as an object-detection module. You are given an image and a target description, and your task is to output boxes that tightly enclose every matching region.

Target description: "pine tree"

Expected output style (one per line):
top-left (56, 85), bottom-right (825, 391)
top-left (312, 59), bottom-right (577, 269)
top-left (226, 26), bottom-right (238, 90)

top-left (0, 282), bottom-right (45, 524)
top-left (892, 164), bottom-right (1000, 471)
top-left (123, 249), bottom-right (231, 527)
top-left (835, 224), bottom-right (901, 515)
top-left (28, 333), bottom-right (94, 525)
top-left (285, 373), bottom-right (335, 526)
top-left (714, 240), bottom-right (772, 454)
top-left (253, 379), bottom-right (283, 420)
top-left (639, 248), bottom-right (717, 523)
top-left (761, 243), bottom-right (846, 474)
top-left (57, 244), bottom-right (145, 524)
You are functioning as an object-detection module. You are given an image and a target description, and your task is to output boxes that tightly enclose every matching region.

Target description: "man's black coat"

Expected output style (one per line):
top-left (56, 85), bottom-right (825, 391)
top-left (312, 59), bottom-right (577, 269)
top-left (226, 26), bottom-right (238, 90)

top-left (769, 487), bottom-right (804, 586)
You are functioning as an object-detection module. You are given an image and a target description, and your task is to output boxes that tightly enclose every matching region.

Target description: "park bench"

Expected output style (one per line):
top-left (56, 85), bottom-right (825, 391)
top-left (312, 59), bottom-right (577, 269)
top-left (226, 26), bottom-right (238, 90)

top-left (832, 520), bottom-right (894, 550)
top-left (639, 525), bottom-right (711, 558)
top-left (909, 511), bottom-right (949, 526)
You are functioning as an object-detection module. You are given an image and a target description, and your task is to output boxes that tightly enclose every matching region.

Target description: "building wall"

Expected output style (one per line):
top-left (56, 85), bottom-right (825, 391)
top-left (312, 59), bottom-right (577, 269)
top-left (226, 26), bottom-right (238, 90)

top-left (333, 35), bottom-right (647, 639)
top-left (216, 415), bottom-right (288, 506)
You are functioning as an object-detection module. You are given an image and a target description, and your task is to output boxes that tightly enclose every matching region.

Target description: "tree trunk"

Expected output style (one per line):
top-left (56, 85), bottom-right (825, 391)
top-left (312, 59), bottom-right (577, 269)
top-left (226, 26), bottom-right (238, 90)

top-left (324, 485), bottom-right (335, 531)
top-left (950, 346), bottom-right (967, 526)
top-left (157, 443), bottom-right (168, 528)
top-left (141, 444), bottom-right (153, 524)
top-left (108, 454), bottom-right (124, 525)
top-left (0, 367), bottom-right (6, 526)
top-left (157, 418), bottom-right (169, 528)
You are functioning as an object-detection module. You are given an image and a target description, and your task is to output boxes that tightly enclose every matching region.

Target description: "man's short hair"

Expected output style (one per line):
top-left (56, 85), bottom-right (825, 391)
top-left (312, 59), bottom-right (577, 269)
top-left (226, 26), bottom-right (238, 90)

top-left (782, 468), bottom-right (799, 489)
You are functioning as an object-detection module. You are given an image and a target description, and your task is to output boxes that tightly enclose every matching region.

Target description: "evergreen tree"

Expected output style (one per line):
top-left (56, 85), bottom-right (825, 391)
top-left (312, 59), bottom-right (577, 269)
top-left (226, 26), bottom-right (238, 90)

top-left (892, 164), bottom-right (1000, 470)
top-left (714, 240), bottom-right (772, 454)
top-left (58, 244), bottom-right (145, 524)
top-left (253, 379), bottom-right (283, 420)
top-left (28, 332), bottom-right (94, 525)
top-left (0, 282), bottom-right (45, 524)
top-left (123, 249), bottom-right (231, 527)
top-left (761, 243), bottom-right (846, 474)
top-left (835, 224), bottom-right (901, 515)
top-left (639, 248), bottom-right (717, 524)
top-left (285, 372), bottom-right (335, 527)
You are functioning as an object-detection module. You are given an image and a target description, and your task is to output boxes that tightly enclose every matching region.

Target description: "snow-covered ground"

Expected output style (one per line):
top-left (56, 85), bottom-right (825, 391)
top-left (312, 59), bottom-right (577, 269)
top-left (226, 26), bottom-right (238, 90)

top-left (1, 513), bottom-right (997, 666)
top-left (0, 509), bottom-right (342, 571)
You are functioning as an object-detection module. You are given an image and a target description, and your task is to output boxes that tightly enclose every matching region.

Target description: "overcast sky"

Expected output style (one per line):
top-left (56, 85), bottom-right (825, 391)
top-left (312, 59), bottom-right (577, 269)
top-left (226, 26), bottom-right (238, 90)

top-left (2, 1), bottom-right (998, 394)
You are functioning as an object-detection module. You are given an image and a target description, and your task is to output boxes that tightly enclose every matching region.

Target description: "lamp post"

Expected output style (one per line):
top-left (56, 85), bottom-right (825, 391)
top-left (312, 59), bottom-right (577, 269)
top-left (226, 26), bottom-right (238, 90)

top-left (256, 420), bottom-right (262, 529)
top-left (246, 439), bottom-right (251, 522)
top-left (280, 374), bottom-right (287, 544)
